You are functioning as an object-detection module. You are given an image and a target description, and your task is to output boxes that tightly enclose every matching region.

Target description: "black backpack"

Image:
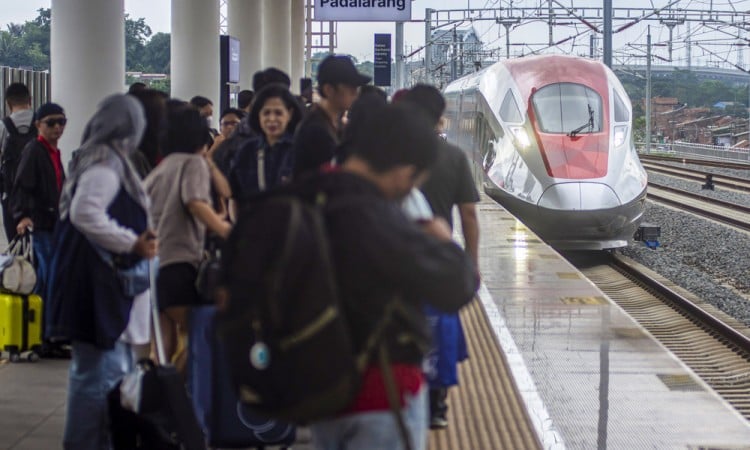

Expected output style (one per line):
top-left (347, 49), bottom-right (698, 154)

top-left (1, 117), bottom-right (37, 196)
top-left (216, 191), bottom-right (424, 430)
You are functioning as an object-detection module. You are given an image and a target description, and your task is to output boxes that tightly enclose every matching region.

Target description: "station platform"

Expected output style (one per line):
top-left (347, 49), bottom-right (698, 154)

top-left (2, 195), bottom-right (750, 449)
top-left (466, 195), bottom-right (750, 448)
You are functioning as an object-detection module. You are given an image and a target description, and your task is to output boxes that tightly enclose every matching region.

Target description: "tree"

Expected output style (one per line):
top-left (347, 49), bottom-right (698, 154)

top-left (142, 32), bottom-right (170, 74)
top-left (125, 15), bottom-right (152, 72)
top-left (0, 8), bottom-right (51, 70)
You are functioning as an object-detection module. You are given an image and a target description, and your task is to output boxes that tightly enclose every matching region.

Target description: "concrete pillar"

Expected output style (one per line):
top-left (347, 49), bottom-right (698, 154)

top-left (171, 0), bottom-right (220, 106)
top-left (228, 0), bottom-right (264, 90)
top-left (291, 0), bottom-right (306, 94)
top-left (263, 0), bottom-right (292, 78)
top-left (51, 0), bottom-right (125, 162)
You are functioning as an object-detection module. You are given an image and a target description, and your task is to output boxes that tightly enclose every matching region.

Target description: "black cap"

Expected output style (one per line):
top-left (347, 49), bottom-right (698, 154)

top-left (36, 102), bottom-right (65, 120)
top-left (317, 55), bottom-right (371, 87)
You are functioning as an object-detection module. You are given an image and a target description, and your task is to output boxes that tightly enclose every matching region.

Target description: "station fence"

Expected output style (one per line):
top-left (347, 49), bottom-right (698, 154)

top-left (0, 67), bottom-right (51, 118)
top-left (637, 141), bottom-right (750, 163)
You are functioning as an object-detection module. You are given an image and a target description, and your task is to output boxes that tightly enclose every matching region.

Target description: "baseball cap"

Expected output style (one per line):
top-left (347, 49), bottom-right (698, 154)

top-left (36, 102), bottom-right (65, 120)
top-left (317, 55), bottom-right (371, 87)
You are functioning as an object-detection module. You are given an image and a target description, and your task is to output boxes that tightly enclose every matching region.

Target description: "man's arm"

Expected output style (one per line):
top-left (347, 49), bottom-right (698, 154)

top-left (458, 202), bottom-right (479, 269)
top-left (354, 205), bottom-right (479, 313)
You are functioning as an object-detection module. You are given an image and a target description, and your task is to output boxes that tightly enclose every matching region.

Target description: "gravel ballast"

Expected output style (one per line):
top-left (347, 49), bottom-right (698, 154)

top-left (620, 169), bottom-right (750, 326)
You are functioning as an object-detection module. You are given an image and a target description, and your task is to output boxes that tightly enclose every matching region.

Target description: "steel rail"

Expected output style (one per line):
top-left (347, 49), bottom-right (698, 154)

top-left (568, 252), bottom-right (750, 419)
top-left (610, 254), bottom-right (750, 354)
top-left (647, 182), bottom-right (750, 231)
top-left (640, 154), bottom-right (750, 170)
top-left (642, 162), bottom-right (750, 192)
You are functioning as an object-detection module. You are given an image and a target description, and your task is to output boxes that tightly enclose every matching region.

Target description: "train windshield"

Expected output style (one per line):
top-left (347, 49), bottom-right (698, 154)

top-left (531, 83), bottom-right (602, 135)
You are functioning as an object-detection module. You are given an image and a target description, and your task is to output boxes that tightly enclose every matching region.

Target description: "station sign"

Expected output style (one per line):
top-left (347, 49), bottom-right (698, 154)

top-left (374, 34), bottom-right (391, 86)
top-left (315, 0), bottom-right (411, 22)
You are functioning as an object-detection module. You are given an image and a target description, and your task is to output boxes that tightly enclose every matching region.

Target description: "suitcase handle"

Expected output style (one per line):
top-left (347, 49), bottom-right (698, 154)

top-left (149, 260), bottom-right (168, 365)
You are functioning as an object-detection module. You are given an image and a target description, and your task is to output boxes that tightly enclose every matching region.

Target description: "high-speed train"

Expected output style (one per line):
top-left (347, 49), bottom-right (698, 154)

top-left (444, 54), bottom-right (647, 250)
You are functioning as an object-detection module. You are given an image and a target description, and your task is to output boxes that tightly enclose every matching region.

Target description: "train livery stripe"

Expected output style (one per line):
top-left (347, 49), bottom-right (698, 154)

top-left (509, 56), bottom-right (611, 179)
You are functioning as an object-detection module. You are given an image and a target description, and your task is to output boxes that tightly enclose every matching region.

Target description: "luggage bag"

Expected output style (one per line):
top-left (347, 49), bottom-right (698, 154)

top-left (0, 293), bottom-right (42, 362)
top-left (108, 261), bottom-right (207, 450)
top-left (190, 305), bottom-right (296, 449)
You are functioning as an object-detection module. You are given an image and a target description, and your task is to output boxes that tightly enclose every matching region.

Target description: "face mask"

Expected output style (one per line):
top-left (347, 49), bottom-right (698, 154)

top-left (205, 116), bottom-right (214, 128)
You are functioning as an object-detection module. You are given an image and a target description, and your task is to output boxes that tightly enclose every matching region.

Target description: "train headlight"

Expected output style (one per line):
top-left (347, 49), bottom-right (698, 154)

top-left (614, 125), bottom-right (628, 147)
top-left (511, 126), bottom-right (531, 149)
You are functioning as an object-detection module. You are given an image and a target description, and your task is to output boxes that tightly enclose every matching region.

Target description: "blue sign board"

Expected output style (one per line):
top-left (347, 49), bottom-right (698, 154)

top-left (374, 34), bottom-right (391, 87)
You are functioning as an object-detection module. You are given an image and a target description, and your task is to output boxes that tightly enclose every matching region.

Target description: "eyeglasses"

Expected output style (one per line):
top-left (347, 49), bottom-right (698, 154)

top-left (42, 118), bottom-right (67, 127)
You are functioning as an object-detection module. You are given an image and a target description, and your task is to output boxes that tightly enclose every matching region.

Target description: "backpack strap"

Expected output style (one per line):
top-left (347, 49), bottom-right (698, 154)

top-left (2, 117), bottom-right (19, 136)
top-left (2, 116), bottom-right (35, 137)
top-left (378, 344), bottom-right (415, 450)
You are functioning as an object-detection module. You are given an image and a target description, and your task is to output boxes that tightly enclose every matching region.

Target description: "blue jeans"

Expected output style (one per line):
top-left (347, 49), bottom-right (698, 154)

top-left (63, 340), bottom-right (134, 450)
top-left (32, 230), bottom-right (53, 296)
top-left (310, 386), bottom-right (428, 450)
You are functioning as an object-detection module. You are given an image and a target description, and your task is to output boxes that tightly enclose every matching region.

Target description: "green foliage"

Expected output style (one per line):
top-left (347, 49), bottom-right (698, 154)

top-left (142, 32), bottom-right (170, 74)
top-left (618, 68), bottom-right (748, 115)
top-left (356, 61), bottom-right (374, 78)
top-left (0, 8), bottom-right (50, 70)
top-left (149, 78), bottom-right (171, 94)
top-left (0, 8), bottom-right (169, 74)
top-left (125, 15), bottom-right (152, 72)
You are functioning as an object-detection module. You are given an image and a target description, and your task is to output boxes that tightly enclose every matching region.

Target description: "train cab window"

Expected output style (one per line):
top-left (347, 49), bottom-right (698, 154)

top-left (613, 90), bottom-right (629, 123)
top-left (531, 83), bottom-right (602, 135)
top-left (499, 90), bottom-right (523, 123)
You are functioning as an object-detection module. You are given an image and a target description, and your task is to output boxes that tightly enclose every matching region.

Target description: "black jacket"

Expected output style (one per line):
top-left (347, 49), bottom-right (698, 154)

top-left (11, 139), bottom-right (65, 231)
top-left (299, 172), bottom-right (479, 365)
top-left (229, 133), bottom-right (294, 202)
top-left (292, 106), bottom-right (339, 178)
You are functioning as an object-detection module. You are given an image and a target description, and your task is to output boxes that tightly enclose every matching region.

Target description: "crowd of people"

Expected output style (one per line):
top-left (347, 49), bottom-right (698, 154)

top-left (0, 54), bottom-right (480, 450)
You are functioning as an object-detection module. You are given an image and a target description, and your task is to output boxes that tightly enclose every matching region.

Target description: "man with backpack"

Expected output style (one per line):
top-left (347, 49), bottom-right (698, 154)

top-left (219, 103), bottom-right (479, 450)
top-left (0, 83), bottom-right (36, 241)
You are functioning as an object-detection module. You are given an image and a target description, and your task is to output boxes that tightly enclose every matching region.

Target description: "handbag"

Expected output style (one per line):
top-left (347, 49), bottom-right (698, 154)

top-left (195, 240), bottom-right (221, 303)
top-left (0, 234), bottom-right (37, 295)
top-left (108, 260), bottom-right (206, 450)
top-left (92, 245), bottom-right (149, 298)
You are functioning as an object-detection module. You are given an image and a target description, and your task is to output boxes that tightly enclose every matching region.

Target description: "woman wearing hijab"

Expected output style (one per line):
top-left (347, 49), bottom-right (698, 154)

top-left (45, 94), bottom-right (158, 450)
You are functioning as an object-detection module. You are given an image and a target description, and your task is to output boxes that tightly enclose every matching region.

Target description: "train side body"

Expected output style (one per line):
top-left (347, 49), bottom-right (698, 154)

top-left (444, 54), bottom-right (647, 250)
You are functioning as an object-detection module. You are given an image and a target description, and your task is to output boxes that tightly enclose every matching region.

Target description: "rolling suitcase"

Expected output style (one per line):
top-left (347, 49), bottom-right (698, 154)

top-left (108, 261), bottom-right (207, 450)
top-left (0, 293), bottom-right (42, 362)
top-left (190, 305), bottom-right (296, 449)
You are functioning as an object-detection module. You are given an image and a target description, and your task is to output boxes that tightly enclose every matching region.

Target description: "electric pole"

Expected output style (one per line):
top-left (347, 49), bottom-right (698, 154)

top-left (646, 26), bottom-right (652, 153)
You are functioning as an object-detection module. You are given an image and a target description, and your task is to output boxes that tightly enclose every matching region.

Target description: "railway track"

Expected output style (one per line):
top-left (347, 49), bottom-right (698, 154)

top-left (640, 154), bottom-right (750, 170)
top-left (567, 252), bottom-right (750, 420)
top-left (643, 162), bottom-right (750, 193)
top-left (647, 181), bottom-right (750, 232)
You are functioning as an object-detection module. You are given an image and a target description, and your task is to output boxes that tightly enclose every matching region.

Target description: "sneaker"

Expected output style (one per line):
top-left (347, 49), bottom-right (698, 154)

top-left (430, 416), bottom-right (448, 429)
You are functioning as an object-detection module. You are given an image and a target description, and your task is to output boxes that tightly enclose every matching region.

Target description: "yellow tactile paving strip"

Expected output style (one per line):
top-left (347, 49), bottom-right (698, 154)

top-left (428, 299), bottom-right (542, 450)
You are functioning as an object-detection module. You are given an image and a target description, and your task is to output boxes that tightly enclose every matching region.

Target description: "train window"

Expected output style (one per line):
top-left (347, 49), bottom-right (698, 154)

top-left (531, 83), bottom-right (602, 134)
top-left (499, 90), bottom-right (523, 123)
top-left (613, 90), bottom-right (629, 122)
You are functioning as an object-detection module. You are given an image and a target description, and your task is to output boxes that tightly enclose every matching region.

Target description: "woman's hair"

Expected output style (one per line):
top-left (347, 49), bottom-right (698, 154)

top-left (163, 101), bottom-right (211, 155)
top-left (248, 83), bottom-right (303, 136)
top-left (129, 88), bottom-right (167, 166)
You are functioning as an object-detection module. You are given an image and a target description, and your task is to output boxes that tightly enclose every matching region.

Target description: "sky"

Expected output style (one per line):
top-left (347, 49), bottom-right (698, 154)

top-left (0, 0), bottom-right (457, 61)
top-left (1, 1), bottom-right (748, 68)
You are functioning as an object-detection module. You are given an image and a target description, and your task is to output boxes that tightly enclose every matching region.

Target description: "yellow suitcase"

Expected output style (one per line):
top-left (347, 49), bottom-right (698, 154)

top-left (0, 293), bottom-right (42, 362)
